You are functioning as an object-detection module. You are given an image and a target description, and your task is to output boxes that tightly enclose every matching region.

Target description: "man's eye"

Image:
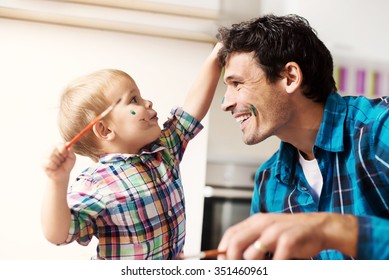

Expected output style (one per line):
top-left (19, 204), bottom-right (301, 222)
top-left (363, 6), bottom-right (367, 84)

top-left (233, 82), bottom-right (240, 87)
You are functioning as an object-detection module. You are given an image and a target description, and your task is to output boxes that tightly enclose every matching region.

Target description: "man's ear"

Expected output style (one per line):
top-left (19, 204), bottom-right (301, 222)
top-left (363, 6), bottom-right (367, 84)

top-left (282, 62), bottom-right (303, 94)
top-left (92, 121), bottom-right (115, 141)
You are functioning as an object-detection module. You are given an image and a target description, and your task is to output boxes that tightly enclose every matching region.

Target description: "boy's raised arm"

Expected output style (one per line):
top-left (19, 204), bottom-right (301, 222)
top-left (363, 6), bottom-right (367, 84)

top-left (183, 42), bottom-right (222, 122)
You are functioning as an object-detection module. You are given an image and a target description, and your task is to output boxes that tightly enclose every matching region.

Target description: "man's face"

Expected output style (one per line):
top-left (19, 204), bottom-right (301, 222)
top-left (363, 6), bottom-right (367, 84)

top-left (221, 52), bottom-right (292, 145)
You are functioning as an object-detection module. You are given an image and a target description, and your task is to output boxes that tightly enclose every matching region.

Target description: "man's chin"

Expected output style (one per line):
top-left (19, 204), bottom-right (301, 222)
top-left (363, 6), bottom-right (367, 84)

top-left (242, 134), bottom-right (266, 146)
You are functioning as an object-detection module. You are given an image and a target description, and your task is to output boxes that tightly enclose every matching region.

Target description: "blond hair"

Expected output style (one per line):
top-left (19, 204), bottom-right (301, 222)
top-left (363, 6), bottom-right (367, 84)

top-left (58, 69), bottom-right (132, 162)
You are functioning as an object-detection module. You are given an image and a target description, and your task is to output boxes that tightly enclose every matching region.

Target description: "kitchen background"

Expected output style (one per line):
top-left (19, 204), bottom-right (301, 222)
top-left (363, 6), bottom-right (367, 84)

top-left (0, 0), bottom-right (388, 259)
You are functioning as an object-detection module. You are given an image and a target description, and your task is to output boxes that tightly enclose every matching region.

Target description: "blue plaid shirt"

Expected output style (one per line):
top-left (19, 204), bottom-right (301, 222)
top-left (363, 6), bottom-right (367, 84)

top-left (251, 93), bottom-right (389, 260)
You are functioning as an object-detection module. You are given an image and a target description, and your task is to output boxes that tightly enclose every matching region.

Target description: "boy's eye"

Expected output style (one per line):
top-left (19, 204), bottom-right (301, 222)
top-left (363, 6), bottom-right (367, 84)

top-left (130, 97), bottom-right (138, 104)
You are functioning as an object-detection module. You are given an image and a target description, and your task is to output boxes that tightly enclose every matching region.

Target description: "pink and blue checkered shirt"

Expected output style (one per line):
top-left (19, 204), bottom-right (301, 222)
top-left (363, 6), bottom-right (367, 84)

top-left (61, 107), bottom-right (203, 259)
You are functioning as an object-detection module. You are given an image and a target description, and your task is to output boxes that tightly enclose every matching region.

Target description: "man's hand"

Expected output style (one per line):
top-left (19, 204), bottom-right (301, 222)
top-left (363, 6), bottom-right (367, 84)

top-left (217, 212), bottom-right (358, 260)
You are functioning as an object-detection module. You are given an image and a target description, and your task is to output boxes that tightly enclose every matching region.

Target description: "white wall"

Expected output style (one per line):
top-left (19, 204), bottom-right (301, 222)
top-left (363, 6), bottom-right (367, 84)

top-left (0, 18), bottom-right (211, 259)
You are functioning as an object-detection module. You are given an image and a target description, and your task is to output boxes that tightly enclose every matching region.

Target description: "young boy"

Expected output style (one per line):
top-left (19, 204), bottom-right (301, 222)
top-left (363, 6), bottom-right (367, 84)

top-left (41, 44), bottom-right (222, 260)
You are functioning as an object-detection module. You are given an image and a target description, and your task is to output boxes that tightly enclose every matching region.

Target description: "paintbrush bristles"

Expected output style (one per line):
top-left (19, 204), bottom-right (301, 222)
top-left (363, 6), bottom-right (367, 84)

top-left (101, 97), bottom-right (122, 118)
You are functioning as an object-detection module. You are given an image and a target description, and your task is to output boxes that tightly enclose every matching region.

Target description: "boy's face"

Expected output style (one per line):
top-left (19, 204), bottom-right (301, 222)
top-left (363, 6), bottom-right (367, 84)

top-left (104, 78), bottom-right (161, 154)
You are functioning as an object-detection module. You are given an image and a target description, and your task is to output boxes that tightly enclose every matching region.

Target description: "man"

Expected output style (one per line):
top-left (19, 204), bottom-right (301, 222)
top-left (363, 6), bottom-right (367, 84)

top-left (216, 14), bottom-right (389, 260)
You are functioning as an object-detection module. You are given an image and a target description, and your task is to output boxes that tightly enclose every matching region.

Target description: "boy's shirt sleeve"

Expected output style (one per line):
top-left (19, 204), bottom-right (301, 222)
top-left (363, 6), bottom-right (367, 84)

top-left (160, 106), bottom-right (203, 163)
top-left (60, 177), bottom-right (105, 246)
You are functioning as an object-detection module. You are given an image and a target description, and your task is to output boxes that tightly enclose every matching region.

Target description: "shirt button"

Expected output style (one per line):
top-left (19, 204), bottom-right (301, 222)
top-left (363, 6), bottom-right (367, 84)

top-left (301, 187), bottom-right (308, 191)
top-left (167, 210), bottom-right (173, 216)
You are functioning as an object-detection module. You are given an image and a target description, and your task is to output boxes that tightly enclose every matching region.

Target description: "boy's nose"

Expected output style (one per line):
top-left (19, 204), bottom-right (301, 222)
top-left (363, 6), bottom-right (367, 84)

top-left (145, 100), bottom-right (153, 108)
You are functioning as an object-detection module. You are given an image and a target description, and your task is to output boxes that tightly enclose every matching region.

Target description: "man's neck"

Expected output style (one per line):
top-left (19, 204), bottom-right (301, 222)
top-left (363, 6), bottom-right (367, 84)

top-left (279, 98), bottom-right (325, 160)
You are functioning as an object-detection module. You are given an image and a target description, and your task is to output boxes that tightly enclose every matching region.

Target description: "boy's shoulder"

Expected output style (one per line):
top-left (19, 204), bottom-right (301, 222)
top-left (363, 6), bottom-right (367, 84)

top-left (75, 161), bottom-right (111, 182)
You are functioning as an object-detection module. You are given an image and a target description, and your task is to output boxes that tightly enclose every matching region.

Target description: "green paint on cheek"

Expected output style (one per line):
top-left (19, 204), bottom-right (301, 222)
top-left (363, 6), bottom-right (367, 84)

top-left (130, 110), bottom-right (136, 115)
top-left (221, 96), bottom-right (225, 104)
top-left (250, 104), bottom-right (257, 117)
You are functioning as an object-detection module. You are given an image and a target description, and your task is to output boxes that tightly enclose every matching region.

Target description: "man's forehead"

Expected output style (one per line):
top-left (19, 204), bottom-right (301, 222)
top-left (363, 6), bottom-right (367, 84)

top-left (224, 53), bottom-right (262, 80)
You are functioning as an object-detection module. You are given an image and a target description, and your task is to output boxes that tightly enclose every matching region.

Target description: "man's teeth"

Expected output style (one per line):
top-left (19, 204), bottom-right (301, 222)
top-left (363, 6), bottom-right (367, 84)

top-left (235, 113), bottom-right (252, 124)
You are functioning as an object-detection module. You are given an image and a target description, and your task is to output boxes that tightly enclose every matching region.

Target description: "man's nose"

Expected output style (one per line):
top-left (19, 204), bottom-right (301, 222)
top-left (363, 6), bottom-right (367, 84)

top-left (221, 91), bottom-right (236, 112)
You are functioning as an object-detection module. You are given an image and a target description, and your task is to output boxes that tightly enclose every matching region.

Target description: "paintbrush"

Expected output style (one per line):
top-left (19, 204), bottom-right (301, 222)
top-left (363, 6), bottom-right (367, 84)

top-left (178, 249), bottom-right (226, 260)
top-left (65, 97), bottom-right (122, 149)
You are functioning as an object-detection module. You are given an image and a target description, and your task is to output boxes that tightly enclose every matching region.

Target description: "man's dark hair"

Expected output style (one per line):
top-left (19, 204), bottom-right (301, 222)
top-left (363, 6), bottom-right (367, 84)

top-left (217, 14), bottom-right (337, 103)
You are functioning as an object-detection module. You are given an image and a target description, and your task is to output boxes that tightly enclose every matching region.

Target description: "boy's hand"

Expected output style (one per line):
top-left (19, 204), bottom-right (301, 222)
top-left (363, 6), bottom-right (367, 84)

top-left (43, 144), bottom-right (76, 183)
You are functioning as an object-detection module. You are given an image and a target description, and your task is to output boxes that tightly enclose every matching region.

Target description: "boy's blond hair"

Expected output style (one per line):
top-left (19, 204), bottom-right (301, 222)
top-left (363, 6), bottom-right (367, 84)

top-left (58, 69), bottom-right (132, 162)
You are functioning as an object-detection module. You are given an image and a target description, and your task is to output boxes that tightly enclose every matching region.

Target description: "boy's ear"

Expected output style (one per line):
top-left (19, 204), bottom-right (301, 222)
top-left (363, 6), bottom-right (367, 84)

top-left (282, 62), bottom-right (303, 94)
top-left (92, 121), bottom-right (115, 141)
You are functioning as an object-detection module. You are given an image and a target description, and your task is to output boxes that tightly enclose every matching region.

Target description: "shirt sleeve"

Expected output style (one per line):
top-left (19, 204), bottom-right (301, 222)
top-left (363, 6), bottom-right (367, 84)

top-left (372, 98), bottom-right (389, 173)
top-left (61, 177), bottom-right (106, 246)
top-left (357, 215), bottom-right (389, 259)
top-left (358, 98), bottom-right (389, 259)
top-left (161, 106), bottom-right (203, 163)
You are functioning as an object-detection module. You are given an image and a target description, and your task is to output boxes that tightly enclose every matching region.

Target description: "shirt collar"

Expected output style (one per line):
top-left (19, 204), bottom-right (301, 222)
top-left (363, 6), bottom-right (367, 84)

top-left (315, 92), bottom-right (346, 152)
top-left (98, 139), bottom-right (166, 164)
top-left (275, 141), bottom-right (297, 184)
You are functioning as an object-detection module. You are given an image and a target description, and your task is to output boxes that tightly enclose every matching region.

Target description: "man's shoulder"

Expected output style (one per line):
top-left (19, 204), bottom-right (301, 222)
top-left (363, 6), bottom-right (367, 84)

top-left (342, 95), bottom-right (388, 119)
